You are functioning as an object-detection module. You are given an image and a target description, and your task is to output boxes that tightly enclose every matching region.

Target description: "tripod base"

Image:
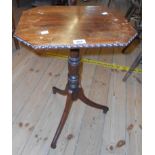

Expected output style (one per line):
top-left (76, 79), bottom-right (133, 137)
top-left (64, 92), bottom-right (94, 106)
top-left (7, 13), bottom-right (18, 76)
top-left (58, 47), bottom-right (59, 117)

top-left (51, 86), bottom-right (109, 149)
top-left (51, 48), bottom-right (109, 149)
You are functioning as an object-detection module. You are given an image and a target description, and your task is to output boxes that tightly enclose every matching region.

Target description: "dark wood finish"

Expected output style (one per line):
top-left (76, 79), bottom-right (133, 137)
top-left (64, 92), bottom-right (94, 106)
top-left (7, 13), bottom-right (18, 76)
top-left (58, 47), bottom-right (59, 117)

top-left (51, 92), bottom-right (73, 148)
top-left (108, 0), bottom-right (112, 7)
top-left (13, 14), bottom-right (20, 49)
top-left (16, 0), bottom-right (20, 7)
top-left (51, 49), bottom-right (109, 148)
top-left (14, 6), bottom-right (137, 49)
top-left (123, 52), bottom-right (142, 81)
top-left (122, 36), bottom-right (137, 54)
top-left (14, 6), bottom-right (137, 149)
top-left (31, 0), bottom-right (75, 6)
top-left (78, 88), bottom-right (109, 112)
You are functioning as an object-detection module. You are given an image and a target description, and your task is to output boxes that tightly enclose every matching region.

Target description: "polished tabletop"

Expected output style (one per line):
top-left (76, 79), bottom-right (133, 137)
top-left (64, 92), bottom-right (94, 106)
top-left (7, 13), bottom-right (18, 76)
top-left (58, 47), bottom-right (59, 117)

top-left (14, 6), bottom-right (137, 50)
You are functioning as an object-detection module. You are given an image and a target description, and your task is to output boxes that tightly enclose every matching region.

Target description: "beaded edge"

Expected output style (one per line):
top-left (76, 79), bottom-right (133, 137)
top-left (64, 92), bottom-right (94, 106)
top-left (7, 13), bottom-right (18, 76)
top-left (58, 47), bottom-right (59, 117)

top-left (14, 33), bottom-right (137, 50)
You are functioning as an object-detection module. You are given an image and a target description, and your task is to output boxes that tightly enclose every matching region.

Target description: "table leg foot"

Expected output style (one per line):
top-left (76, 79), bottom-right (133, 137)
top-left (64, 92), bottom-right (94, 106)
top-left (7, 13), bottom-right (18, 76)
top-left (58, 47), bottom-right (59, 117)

top-left (103, 106), bottom-right (109, 114)
top-left (51, 93), bottom-right (73, 148)
top-left (51, 143), bottom-right (56, 149)
top-left (78, 88), bottom-right (109, 113)
top-left (52, 86), bottom-right (67, 96)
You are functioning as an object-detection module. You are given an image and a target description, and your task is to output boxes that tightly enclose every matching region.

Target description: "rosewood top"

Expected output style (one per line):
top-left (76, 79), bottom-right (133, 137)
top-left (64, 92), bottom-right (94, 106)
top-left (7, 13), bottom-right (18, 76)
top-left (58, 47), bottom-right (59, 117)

top-left (14, 6), bottom-right (137, 49)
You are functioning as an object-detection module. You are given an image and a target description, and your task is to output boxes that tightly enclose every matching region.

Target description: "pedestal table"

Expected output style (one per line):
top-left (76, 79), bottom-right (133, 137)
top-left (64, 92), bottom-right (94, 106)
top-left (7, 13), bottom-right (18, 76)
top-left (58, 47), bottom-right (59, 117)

top-left (14, 6), bottom-right (137, 149)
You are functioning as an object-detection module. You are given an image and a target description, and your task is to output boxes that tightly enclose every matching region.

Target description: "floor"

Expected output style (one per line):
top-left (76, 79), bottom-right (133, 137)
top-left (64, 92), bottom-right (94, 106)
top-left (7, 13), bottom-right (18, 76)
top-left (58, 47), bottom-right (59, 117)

top-left (13, 42), bottom-right (142, 155)
top-left (13, 1), bottom-right (142, 155)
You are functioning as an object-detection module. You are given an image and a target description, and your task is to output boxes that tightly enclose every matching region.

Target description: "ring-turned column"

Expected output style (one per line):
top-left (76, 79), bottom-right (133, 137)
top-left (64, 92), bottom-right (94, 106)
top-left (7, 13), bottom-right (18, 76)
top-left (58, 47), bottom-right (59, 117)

top-left (68, 49), bottom-right (81, 94)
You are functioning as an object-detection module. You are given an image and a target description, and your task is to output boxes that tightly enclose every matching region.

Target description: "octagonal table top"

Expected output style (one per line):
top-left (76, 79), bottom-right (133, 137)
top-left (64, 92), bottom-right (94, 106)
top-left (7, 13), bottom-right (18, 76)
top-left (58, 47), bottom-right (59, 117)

top-left (14, 6), bottom-right (137, 50)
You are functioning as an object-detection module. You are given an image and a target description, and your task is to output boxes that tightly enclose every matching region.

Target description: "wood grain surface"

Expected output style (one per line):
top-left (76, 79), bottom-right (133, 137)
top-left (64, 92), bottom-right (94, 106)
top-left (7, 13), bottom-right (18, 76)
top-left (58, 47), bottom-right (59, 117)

top-left (15, 6), bottom-right (137, 49)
